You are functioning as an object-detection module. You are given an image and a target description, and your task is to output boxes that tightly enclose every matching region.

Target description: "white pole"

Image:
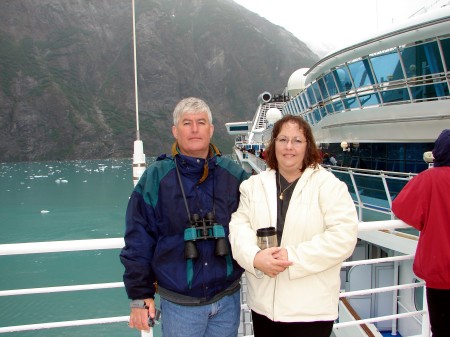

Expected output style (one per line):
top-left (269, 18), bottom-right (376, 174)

top-left (422, 288), bottom-right (430, 337)
top-left (132, 2), bottom-right (149, 333)
top-left (131, 0), bottom-right (146, 186)
top-left (141, 329), bottom-right (153, 337)
top-left (132, 0), bottom-right (140, 140)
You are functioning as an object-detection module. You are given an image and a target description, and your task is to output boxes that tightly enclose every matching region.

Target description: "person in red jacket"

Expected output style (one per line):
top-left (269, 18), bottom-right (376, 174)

top-left (392, 129), bottom-right (450, 337)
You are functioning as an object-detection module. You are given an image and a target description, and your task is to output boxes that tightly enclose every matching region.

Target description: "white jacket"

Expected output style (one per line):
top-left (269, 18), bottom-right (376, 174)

top-left (229, 166), bottom-right (358, 322)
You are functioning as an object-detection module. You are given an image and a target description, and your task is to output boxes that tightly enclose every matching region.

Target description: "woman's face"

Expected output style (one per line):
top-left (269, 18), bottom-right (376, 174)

top-left (275, 121), bottom-right (307, 175)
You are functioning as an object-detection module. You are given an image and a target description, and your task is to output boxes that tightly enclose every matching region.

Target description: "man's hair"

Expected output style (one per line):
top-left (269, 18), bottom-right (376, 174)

top-left (173, 97), bottom-right (213, 125)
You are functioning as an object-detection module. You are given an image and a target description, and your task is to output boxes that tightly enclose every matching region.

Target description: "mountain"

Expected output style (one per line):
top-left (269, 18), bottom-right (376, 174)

top-left (0, 0), bottom-right (318, 162)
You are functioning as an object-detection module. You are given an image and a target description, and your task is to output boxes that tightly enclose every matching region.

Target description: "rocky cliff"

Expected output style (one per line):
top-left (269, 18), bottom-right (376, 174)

top-left (0, 0), bottom-right (318, 161)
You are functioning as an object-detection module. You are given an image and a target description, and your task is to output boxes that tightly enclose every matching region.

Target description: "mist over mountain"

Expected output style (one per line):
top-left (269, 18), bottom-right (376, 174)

top-left (0, 0), bottom-right (318, 162)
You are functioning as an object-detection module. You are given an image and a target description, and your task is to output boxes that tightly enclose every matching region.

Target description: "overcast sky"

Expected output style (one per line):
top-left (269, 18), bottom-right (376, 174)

top-left (233, 0), bottom-right (435, 56)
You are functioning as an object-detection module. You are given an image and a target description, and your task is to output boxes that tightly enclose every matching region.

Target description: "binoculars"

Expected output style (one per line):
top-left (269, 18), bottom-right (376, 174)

top-left (184, 212), bottom-right (229, 259)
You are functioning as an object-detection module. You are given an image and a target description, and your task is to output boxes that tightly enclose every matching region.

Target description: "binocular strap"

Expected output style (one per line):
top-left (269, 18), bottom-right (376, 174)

top-left (186, 259), bottom-right (194, 289)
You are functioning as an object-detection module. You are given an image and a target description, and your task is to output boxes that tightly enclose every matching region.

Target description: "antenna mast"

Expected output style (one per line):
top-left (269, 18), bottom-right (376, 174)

top-left (131, 0), bottom-right (146, 187)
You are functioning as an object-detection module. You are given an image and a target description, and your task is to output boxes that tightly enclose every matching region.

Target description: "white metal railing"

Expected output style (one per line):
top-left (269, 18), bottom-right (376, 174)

top-left (0, 220), bottom-right (426, 336)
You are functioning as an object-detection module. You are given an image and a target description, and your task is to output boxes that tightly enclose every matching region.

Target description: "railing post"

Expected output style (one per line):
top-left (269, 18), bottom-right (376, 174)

top-left (348, 170), bottom-right (363, 220)
top-left (392, 257), bottom-right (399, 335)
top-left (141, 329), bottom-right (153, 337)
top-left (421, 288), bottom-right (430, 337)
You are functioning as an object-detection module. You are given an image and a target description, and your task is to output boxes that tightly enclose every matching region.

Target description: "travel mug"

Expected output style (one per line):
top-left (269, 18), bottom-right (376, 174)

top-left (256, 227), bottom-right (278, 249)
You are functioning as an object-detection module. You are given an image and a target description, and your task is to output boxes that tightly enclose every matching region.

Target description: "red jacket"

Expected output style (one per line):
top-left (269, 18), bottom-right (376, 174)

top-left (392, 166), bottom-right (450, 289)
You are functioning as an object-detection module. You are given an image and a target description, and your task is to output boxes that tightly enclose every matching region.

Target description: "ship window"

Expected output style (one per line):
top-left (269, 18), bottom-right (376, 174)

top-left (325, 103), bottom-right (334, 114)
top-left (441, 38), bottom-right (450, 68)
top-left (333, 67), bottom-right (352, 93)
top-left (229, 125), bottom-right (249, 131)
top-left (343, 96), bottom-right (359, 109)
top-left (313, 108), bottom-right (321, 123)
top-left (306, 112), bottom-right (314, 125)
top-left (291, 98), bottom-right (299, 113)
top-left (296, 96), bottom-right (304, 112)
top-left (371, 51), bottom-right (404, 83)
top-left (306, 86), bottom-right (316, 105)
top-left (401, 41), bottom-right (444, 79)
top-left (333, 99), bottom-right (344, 113)
top-left (312, 82), bottom-right (323, 101)
top-left (300, 92), bottom-right (308, 110)
top-left (411, 82), bottom-right (448, 100)
top-left (380, 88), bottom-right (410, 103)
top-left (359, 93), bottom-right (381, 107)
top-left (325, 72), bottom-right (338, 96)
top-left (348, 59), bottom-right (373, 89)
top-left (318, 78), bottom-right (329, 99)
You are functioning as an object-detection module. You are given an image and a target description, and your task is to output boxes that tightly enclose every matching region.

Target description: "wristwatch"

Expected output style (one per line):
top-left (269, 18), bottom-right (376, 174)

top-left (130, 299), bottom-right (148, 309)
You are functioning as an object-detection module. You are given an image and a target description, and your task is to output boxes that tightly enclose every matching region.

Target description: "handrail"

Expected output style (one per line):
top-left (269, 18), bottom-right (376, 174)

top-left (0, 317), bottom-right (130, 334)
top-left (0, 220), bottom-right (426, 336)
top-left (0, 282), bottom-right (124, 296)
top-left (0, 238), bottom-right (124, 256)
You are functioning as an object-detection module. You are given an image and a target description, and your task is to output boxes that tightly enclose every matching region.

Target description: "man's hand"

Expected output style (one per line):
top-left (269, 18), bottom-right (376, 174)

top-left (128, 298), bottom-right (155, 331)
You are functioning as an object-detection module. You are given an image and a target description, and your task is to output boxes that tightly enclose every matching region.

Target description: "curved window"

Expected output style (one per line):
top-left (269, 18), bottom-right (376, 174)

top-left (333, 67), bottom-right (352, 93)
top-left (325, 102), bottom-right (334, 114)
top-left (333, 99), bottom-right (344, 113)
top-left (306, 86), bottom-right (316, 105)
top-left (306, 113), bottom-right (314, 125)
top-left (441, 37), bottom-right (450, 66)
top-left (293, 97), bottom-right (302, 113)
top-left (313, 108), bottom-right (321, 123)
top-left (318, 77), bottom-right (329, 99)
top-left (325, 72), bottom-right (338, 96)
top-left (411, 82), bottom-right (448, 100)
top-left (381, 88), bottom-right (410, 103)
top-left (300, 92), bottom-right (308, 110)
top-left (343, 96), bottom-right (360, 109)
top-left (359, 92), bottom-right (381, 107)
top-left (371, 50), bottom-right (404, 83)
top-left (288, 35), bottom-right (449, 120)
top-left (348, 59), bottom-right (374, 89)
top-left (312, 82), bottom-right (323, 102)
top-left (402, 41), bottom-right (444, 78)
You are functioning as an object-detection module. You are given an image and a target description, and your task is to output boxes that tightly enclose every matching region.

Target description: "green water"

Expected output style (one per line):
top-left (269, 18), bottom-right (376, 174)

top-left (0, 159), bottom-right (161, 336)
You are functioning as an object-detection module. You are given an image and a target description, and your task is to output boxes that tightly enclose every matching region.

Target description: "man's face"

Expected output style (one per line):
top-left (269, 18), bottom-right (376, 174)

top-left (172, 111), bottom-right (214, 158)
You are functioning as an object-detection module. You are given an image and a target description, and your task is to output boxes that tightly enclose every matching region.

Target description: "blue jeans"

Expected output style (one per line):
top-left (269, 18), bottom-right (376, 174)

top-left (160, 290), bottom-right (241, 337)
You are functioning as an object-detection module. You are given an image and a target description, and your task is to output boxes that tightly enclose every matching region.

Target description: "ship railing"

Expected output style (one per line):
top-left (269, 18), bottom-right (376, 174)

top-left (0, 220), bottom-right (427, 337)
top-left (232, 146), bottom-right (266, 173)
top-left (324, 165), bottom-right (416, 220)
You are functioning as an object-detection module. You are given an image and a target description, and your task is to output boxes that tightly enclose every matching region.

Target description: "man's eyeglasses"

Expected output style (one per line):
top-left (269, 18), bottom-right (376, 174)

top-left (275, 136), bottom-right (307, 147)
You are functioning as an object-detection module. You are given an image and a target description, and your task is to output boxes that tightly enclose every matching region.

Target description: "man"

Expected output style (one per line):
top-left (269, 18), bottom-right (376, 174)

top-left (120, 97), bottom-right (249, 337)
top-left (392, 129), bottom-right (450, 337)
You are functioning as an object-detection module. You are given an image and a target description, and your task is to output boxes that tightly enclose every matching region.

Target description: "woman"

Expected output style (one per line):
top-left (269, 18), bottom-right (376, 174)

top-left (229, 115), bottom-right (358, 337)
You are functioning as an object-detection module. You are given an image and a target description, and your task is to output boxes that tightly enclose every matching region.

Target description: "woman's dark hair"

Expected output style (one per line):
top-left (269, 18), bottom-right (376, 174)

top-left (265, 115), bottom-right (322, 172)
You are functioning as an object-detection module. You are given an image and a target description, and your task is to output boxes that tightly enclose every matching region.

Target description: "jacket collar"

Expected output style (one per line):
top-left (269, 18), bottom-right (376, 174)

top-left (171, 142), bottom-right (222, 184)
